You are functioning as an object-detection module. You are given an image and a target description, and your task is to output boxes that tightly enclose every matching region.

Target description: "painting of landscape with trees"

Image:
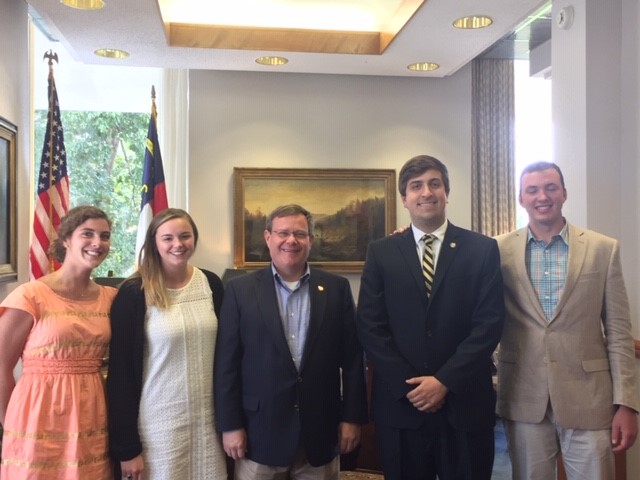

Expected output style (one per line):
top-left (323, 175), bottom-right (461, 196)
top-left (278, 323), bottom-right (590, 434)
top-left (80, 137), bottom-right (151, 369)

top-left (234, 168), bottom-right (396, 272)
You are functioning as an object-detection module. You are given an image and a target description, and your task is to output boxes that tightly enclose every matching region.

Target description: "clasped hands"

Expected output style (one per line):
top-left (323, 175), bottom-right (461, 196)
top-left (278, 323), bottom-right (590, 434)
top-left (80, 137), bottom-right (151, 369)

top-left (406, 376), bottom-right (448, 413)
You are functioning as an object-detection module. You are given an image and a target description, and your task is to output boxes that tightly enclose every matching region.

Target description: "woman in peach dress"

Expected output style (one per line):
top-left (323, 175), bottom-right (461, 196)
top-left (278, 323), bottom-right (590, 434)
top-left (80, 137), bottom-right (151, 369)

top-left (0, 206), bottom-right (116, 479)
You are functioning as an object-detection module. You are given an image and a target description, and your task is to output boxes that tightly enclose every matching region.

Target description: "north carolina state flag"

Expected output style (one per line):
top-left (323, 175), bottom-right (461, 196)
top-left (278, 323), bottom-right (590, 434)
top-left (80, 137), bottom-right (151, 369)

top-left (134, 94), bottom-right (168, 265)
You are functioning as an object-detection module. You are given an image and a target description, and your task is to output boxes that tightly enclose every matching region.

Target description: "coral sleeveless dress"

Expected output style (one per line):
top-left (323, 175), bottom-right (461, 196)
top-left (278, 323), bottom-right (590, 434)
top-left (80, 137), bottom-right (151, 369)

top-left (0, 281), bottom-right (116, 480)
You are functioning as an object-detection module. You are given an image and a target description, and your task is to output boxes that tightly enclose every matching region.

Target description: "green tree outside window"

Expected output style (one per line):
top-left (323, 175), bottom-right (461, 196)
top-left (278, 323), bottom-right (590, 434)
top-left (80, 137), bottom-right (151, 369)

top-left (35, 111), bottom-right (148, 278)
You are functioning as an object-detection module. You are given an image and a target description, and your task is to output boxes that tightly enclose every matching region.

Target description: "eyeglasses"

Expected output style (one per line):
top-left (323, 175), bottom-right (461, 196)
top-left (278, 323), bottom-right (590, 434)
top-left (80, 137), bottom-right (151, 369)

top-left (271, 230), bottom-right (311, 240)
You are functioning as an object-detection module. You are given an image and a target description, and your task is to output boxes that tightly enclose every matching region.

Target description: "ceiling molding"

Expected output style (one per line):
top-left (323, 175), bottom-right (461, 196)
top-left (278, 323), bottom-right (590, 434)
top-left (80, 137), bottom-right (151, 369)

top-left (26, 0), bottom-right (550, 77)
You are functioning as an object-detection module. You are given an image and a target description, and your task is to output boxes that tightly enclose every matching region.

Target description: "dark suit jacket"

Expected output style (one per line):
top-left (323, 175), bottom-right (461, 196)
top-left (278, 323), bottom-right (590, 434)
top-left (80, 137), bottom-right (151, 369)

top-left (357, 223), bottom-right (504, 432)
top-left (214, 266), bottom-right (368, 467)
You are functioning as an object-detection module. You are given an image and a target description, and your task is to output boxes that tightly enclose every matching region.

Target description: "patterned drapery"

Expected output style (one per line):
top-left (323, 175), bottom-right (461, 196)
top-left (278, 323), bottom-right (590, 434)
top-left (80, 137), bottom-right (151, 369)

top-left (471, 59), bottom-right (516, 237)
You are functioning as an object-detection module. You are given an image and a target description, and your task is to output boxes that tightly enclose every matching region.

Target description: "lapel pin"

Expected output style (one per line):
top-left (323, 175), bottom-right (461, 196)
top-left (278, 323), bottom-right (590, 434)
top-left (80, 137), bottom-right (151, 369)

top-left (450, 242), bottom-right (456, 248)
top-left (318, 285), bottom-right (325, 292)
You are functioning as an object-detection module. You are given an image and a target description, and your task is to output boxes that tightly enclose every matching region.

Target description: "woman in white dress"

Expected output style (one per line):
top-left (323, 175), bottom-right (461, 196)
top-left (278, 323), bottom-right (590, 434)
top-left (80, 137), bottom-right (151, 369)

top-left (107, 208), bottom-right (227, 480)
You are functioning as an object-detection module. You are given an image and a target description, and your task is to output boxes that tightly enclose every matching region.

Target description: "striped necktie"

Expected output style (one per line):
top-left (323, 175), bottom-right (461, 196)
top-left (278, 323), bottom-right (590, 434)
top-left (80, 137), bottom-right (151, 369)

top-left (422, 234), bottom-right (435, 297)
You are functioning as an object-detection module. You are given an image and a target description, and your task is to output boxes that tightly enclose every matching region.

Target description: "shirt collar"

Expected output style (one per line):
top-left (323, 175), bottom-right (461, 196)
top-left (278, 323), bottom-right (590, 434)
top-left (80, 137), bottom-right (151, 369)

top-left (527, 220), bottom-right (569, 245)
top-left (411, 219), bottom-right (448, 245)
top-left (271, 263), bottom-right (311, 286)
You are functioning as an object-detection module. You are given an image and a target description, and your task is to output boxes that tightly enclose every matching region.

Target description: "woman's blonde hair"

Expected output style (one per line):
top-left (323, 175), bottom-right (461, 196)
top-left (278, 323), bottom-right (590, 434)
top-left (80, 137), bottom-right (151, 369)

top-left (134, 208), bottom-right (198, 309)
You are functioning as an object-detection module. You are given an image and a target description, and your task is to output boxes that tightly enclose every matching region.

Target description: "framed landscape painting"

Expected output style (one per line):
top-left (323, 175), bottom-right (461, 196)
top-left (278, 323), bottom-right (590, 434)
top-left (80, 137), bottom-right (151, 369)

top-left (233, 168), bottom-right (396, 272)
top-left (0, 117), bottom-right (17, 284)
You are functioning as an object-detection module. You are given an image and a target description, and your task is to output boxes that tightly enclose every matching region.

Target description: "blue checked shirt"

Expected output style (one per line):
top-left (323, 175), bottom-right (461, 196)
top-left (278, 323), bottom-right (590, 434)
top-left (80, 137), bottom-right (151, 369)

top-left (525, 223), bottom-right (569, 321)
top-left (272, 265), bottom-right (311, 370)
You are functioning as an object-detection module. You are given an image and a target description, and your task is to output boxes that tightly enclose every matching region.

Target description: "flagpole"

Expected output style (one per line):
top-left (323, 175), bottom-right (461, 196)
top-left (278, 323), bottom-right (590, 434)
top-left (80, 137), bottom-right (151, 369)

top-left (151, 85), bottom-right (157, 121)
top-left (43, 50), bottom-right (58, 273)
top-left (134, 85), bottom-right (169, 268)
top-left (30, 50), bottom-right (70, 279)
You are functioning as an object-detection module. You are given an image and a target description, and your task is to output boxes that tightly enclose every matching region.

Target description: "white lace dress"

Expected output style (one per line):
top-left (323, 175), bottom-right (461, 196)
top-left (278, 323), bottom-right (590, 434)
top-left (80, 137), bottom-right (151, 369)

top-left (138, 268), bottom-right (226, 480)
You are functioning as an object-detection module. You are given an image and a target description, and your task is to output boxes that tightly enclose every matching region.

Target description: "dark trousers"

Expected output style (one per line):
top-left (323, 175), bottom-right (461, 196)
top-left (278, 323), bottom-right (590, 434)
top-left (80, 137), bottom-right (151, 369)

top-left (375, 412), bottom-right (494, 480)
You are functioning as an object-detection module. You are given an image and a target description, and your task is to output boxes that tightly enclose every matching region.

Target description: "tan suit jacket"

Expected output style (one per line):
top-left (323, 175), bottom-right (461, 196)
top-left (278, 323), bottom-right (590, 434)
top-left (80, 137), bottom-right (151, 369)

top-left (496, 224), bottom-right (639, 429)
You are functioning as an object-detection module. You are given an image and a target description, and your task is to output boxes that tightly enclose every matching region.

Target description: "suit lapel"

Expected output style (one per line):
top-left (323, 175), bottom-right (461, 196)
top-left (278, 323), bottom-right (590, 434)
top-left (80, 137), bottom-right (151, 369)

top-left (255, 267), bottom-right (298, 373)
top-left (510, 229), bottom-right (548, 323)
top-left (398, 229), bottom-right (429, 309)
top-left (550, 224), bottom-right (587, 322)
top-left (300, 269), bottom-right (327, 371)
top-left (429, 223), bottom-right (460, 301)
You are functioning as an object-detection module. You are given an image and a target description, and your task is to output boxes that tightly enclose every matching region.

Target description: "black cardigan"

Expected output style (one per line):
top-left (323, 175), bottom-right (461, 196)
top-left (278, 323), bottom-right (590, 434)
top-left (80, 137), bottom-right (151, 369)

top-left (106, 268), bottom-right (224, 462)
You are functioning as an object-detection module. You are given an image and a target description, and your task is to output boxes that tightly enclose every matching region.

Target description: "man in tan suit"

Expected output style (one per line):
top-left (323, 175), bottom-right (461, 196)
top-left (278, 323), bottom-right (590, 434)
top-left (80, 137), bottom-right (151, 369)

top-left (496, 161), bottom-right (639, 480)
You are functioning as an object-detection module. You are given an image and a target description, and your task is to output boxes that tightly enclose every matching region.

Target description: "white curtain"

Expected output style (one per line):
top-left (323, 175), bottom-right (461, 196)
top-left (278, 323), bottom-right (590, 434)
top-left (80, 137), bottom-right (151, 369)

top-left (158, 69), bottom-right (189, 210)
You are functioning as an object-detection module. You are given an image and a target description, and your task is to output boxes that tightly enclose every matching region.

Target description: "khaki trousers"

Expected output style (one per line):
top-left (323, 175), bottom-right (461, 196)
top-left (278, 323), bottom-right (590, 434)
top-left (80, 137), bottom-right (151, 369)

top-left (503, 403), bottom-right (614, 480)
top-left (234, 449), bottom-right (339, 480)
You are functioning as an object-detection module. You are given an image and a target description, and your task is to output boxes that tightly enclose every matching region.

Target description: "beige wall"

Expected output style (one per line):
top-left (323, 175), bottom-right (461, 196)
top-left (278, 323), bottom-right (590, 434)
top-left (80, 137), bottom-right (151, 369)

top-left (188, 68), bottom-right (473, 292)
top-left (0, 0), bottom-right (30, 299)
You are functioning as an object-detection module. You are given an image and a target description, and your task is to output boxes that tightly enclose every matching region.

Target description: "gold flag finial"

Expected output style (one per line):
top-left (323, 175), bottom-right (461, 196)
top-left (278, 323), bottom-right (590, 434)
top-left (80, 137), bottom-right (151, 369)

top-left (150, 85), bottom-right (157, 119)
top-left (43, 50), bottom-right (59, 74)
top-left (43, 50), bottom-right (58, 66)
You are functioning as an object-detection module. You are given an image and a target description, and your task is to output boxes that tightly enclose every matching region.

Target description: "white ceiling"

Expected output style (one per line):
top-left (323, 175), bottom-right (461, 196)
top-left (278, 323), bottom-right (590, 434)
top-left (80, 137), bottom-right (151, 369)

top-left (27, 0), bottom-right (549, 78)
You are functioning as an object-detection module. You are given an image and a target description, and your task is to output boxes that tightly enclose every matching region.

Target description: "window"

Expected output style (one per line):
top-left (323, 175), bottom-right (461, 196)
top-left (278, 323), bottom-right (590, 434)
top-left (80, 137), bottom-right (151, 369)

top-left (33, 21), bottom-right (161, 277)
top-left (514, 59), bottom-right (552, 228)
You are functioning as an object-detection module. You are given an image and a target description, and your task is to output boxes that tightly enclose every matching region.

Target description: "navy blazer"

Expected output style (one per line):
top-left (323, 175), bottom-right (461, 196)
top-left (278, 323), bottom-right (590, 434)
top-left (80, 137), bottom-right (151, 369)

top-left (214, 266), bottom-right (368, 467)
top-left (357, 223), bottom-right (504, 432)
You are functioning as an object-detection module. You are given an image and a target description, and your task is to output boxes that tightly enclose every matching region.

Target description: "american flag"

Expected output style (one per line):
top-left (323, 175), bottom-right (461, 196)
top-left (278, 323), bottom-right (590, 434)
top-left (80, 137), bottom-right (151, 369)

top-left (134, 87), bottom-right (168, 265)
top-left (29, 59), bottom-right (70, 279)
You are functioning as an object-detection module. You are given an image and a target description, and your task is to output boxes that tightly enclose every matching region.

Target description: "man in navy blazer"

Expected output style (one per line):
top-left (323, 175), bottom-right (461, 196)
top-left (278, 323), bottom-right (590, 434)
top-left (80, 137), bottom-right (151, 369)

top-left (215, 204), bottom-right (368, 480)
top-left (357, 155), bottom-right (505, 480)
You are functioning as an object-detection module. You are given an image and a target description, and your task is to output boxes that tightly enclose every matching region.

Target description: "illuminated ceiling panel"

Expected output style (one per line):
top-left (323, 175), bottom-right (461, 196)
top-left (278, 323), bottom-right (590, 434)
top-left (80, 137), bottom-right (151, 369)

top-left (158, 0), bottom-right (426, 54)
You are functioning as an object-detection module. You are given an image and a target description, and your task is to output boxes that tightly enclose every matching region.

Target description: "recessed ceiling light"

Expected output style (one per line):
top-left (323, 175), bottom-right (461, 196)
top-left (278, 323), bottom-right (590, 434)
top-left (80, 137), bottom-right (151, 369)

top-left (60, 0), bottom-right (104, 10)
top-left (94, 48), bottom-right (129, 59)
top-left (407, 62), bottom-right (439, 72)
top-left (452, 15), bottom-right (493, 29)
top-left (255, 56), bottom-right (289, 66)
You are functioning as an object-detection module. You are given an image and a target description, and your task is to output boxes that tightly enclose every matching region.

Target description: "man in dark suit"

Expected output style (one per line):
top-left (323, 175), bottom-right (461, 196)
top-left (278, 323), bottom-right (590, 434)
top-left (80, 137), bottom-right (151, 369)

top-left (357, 155), bottom-right (505, 480)
top-left (215, 204), bottom-right (368, 480)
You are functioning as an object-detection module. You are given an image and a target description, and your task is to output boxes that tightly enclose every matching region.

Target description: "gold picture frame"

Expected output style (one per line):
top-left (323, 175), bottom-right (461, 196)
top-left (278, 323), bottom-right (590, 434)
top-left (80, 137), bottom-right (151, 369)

top-left (234, 167), bottom-right (397, 272)
top-left (0, 117), bottom-right (17, 283)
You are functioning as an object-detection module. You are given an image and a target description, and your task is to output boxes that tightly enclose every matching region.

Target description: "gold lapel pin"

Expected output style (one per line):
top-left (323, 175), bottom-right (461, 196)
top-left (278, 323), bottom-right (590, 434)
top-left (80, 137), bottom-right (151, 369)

top-left (450, 242), bottom-right (457, 248)
top-left (318, 285), bottom-right (325, 292)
